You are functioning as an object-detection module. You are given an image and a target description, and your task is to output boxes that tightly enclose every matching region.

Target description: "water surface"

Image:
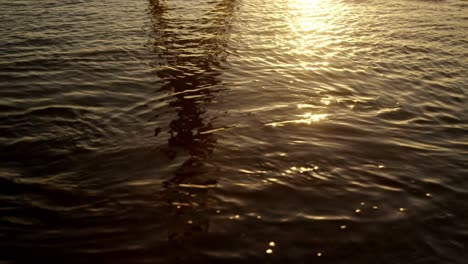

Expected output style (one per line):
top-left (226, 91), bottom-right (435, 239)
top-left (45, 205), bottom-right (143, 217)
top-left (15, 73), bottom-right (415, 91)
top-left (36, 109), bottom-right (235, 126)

top-left (1, 0), bottom-right (467, 263)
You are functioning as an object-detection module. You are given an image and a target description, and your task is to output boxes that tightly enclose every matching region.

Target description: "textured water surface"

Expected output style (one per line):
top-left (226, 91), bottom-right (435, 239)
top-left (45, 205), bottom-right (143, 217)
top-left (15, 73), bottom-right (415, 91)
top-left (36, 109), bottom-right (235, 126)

top-left (0, 0), bottom-right (467, 263)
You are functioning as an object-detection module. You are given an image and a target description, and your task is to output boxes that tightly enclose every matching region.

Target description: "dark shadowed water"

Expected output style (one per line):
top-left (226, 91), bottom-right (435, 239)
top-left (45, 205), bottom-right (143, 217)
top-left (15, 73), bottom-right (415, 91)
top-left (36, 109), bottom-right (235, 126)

top-left (1, 0), bottom-right (467, 263)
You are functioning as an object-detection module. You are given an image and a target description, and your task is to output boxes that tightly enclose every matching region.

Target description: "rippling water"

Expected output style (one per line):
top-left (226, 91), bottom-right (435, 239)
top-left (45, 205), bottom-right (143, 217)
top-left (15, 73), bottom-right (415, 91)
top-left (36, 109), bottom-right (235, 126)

top-left (1, 0), bottom-right (467, 263)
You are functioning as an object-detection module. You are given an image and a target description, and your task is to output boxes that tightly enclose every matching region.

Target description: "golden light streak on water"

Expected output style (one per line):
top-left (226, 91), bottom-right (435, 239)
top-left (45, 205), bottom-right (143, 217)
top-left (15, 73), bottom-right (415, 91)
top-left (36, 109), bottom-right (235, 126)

top-left (266, 113), bottom-right (328, 127)
top-left (287, 0), bottom-right (347, 60)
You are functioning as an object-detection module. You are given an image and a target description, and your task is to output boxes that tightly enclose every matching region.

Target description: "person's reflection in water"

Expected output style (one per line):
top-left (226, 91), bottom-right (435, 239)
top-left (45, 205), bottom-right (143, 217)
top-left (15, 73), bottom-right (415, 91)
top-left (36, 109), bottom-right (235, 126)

top-left (148, 0), bottom-right (237, 242)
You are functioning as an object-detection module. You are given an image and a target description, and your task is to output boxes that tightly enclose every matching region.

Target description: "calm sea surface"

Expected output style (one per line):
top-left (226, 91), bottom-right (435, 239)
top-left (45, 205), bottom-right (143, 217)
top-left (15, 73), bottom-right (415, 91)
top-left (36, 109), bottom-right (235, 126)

top-left (0, 0), bottom-right (467, 263)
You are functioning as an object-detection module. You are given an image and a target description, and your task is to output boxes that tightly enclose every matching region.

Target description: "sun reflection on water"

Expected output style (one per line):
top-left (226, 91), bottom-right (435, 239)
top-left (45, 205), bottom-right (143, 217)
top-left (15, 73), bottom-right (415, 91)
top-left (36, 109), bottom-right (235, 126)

top-left (266, 113), bottom-right (329, 127)
top-left (290, 0), bottom-right (330, 32)
top-left (287, 0), bottom-right (348, 66)
top-left (267, 112), bottom-right (328, 127)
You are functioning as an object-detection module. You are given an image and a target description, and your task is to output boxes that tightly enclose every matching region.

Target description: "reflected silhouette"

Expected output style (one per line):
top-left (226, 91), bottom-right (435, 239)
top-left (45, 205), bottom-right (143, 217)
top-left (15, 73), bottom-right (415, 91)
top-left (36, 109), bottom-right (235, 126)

top-left (148, 0), bottom-right (237, 241)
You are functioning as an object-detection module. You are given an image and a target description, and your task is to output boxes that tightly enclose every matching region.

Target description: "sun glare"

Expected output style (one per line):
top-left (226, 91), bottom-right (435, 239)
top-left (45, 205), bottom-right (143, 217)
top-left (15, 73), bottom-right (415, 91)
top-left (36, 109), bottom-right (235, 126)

top-left (289, 0), bottom-right (331, 32)
top-left (287, 0), bottom-right (346, 57)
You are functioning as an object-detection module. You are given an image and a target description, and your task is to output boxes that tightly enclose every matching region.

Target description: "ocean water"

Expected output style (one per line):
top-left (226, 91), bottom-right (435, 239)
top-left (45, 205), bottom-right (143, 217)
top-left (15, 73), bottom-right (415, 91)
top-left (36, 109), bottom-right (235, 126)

top-left (0, 0), bottom-right (467, 263)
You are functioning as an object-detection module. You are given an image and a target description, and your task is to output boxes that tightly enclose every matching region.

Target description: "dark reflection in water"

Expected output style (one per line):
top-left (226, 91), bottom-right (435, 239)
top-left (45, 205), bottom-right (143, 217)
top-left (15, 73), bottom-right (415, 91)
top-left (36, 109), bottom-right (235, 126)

top-left (148, 0), bottom-right (236, 241)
